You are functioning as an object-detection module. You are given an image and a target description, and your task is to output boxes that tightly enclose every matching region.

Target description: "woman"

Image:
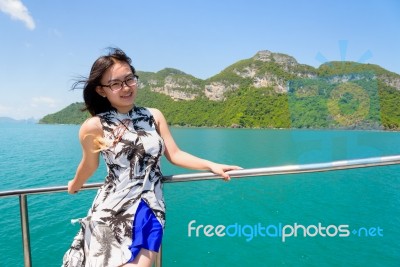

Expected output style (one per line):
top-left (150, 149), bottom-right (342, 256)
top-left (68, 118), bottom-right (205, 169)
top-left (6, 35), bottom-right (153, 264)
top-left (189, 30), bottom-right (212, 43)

top-left (62, 48), bottom-right (240, 267)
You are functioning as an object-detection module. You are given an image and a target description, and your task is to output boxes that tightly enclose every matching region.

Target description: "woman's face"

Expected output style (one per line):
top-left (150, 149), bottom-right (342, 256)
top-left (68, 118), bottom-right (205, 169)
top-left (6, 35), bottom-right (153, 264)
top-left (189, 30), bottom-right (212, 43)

top-left (96, 61), bottom-right (137, 114)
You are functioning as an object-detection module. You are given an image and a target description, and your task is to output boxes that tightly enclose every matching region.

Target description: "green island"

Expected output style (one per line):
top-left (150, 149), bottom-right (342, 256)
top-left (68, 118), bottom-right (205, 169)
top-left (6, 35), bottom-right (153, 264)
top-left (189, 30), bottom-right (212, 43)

top-left (40, 50), bottom-right (400, 130)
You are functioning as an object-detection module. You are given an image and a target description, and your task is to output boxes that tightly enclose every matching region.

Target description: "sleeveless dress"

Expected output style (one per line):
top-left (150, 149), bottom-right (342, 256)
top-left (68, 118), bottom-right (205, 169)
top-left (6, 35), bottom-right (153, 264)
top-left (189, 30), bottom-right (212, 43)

top-left (62, 106), bottom-right (166, 267)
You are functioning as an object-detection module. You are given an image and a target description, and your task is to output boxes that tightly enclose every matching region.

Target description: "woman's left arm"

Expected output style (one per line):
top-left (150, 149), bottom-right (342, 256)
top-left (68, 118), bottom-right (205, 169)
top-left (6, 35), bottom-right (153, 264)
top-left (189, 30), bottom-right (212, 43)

top-left (150, 108), bottom-right (241, 180)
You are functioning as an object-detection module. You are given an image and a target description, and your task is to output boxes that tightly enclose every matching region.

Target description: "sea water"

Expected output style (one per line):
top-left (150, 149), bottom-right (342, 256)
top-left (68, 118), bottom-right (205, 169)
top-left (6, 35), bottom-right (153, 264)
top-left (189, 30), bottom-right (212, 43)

top-left (0, 123), bottom-right (399, 266)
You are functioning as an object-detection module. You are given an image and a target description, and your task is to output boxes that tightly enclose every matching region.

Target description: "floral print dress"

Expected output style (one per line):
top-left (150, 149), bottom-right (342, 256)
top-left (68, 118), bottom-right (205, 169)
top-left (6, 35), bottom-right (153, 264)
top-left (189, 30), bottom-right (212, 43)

top-left (62, 106), bottom-right (165, 267)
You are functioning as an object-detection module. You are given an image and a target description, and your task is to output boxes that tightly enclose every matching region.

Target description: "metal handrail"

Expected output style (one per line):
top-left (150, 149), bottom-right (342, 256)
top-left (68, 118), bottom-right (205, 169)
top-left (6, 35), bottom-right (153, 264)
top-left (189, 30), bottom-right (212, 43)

top-left (1, 154), bottom-right (400, 267)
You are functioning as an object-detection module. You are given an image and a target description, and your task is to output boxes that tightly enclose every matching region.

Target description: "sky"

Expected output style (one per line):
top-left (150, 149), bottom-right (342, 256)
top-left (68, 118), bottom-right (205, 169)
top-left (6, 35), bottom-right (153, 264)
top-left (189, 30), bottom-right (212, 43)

top-left (0, 0), bottom-right (399, 120)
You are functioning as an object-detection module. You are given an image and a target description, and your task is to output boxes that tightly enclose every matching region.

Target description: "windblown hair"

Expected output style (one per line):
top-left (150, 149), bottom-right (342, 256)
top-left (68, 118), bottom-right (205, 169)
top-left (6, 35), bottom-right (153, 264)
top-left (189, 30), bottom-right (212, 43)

top-left (72, 48), bottom-right (136, 116)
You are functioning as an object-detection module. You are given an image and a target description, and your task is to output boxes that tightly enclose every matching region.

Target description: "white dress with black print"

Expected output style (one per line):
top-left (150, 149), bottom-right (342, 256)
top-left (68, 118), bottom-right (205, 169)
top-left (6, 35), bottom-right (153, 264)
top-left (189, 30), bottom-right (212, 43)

top-left (62, 106), bottom-right (165, 267)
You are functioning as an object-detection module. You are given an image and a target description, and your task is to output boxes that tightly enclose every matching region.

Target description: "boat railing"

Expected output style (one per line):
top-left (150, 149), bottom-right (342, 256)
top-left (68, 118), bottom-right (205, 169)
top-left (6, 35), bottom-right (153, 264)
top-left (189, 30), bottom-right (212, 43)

top-left (1, 155), bottom-right (400, 267)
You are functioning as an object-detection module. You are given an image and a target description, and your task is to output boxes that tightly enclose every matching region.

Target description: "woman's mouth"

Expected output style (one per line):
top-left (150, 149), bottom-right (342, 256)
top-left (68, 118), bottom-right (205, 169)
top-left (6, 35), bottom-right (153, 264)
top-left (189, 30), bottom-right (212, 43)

top-left (121, 92), bottom-right (133, 99)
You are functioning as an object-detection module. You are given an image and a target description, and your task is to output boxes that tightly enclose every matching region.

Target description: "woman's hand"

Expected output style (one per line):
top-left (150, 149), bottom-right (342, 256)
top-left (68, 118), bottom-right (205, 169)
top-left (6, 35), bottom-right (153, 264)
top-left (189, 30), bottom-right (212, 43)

top-left (67, 180), bottom-right (79, 194)
top-left (209, 163), bottom-right (242, 181)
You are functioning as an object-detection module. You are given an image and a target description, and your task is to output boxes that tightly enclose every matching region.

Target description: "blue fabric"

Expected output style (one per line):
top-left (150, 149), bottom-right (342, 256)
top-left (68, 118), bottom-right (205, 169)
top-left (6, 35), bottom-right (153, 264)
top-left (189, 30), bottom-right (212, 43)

top-left (128, 199), bottom-right (163, 262)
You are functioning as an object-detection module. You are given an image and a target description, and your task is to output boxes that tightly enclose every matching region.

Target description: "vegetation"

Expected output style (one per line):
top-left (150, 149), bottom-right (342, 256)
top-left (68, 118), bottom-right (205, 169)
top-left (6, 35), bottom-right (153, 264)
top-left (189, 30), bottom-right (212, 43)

top-left (379, 82), bottom-right (400, 129)
top-left (39, 102), bottom-right (90, 124)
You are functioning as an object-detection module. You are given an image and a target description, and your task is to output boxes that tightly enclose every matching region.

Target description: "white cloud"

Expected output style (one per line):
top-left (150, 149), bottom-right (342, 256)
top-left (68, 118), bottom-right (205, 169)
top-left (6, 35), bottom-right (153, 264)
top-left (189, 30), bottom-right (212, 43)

top-left (0, 0), bottom-right (35, 30)
top-left (0, 104), bottom-right (27, 119)
top-left (0, 104), bottom-right (11, 114)
top-left (31, 97), bottom-right (57, 108)
top-left (0, 97), bottom-right (61, 119)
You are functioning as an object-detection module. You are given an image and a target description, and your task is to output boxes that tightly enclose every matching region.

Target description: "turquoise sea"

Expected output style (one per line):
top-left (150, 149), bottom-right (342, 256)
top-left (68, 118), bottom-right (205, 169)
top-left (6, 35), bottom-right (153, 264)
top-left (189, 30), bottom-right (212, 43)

top-left (0, 123), bottom-right (400, 266)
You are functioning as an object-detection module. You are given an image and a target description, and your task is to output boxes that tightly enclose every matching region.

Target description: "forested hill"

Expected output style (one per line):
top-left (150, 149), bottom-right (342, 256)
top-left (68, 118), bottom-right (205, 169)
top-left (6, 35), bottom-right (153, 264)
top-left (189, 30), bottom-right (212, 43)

top-left (40, 50), bottom-right (400, 130)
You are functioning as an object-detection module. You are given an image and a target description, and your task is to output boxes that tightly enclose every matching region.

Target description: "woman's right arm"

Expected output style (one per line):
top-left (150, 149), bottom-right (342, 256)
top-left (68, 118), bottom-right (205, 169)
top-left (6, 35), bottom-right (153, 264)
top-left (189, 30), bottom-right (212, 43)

top-left (67, 117), bottom-right (102, 194)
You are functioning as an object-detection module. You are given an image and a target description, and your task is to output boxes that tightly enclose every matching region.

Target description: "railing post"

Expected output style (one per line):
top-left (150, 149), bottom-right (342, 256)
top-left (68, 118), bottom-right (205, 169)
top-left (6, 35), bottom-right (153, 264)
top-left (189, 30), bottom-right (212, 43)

top-left (154, 245), bottom-right (162, 267)
top-left (19, 194), bottom-right (32, 267)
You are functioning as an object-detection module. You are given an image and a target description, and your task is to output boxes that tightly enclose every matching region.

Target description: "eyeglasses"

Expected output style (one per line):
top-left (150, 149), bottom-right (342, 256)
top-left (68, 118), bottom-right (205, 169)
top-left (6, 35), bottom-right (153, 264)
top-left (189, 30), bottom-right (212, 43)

top-left (100, 75), bottom-right (139, 91)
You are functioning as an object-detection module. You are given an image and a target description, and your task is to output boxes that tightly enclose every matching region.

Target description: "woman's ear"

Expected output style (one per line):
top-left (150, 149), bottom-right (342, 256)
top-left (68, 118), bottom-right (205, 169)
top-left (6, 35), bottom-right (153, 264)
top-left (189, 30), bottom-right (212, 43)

top-left (95, 86), bottom-right (107, 98)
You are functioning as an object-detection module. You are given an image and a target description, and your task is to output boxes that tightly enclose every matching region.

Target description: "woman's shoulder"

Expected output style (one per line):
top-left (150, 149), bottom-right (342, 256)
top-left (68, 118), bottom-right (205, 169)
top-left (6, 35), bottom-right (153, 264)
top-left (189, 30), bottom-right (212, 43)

top-left (80, 116), bottom-right (102, 136)
top-left (146, 107), bottom-right (164, 122)
top-left (146, 107), bottom-right (161, 116)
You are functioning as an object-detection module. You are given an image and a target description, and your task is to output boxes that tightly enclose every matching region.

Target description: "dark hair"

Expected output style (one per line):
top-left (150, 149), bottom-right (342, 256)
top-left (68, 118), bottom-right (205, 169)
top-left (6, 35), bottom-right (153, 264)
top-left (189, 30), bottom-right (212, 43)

top-left (72, 48), bottom-right (136, 116)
